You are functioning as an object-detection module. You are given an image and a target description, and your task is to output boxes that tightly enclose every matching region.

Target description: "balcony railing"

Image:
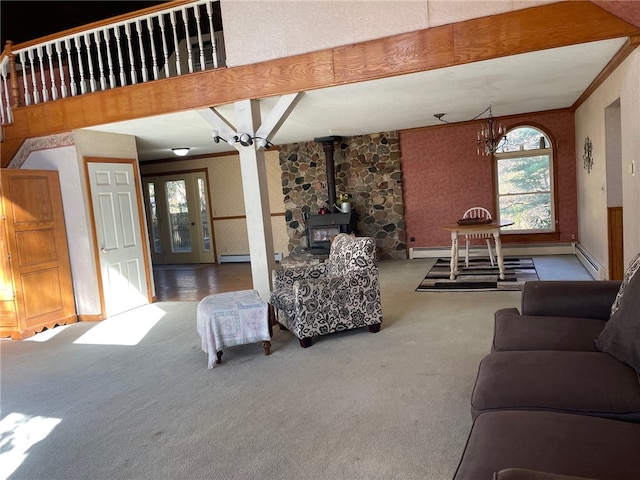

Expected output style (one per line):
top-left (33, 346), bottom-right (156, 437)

top-left (0, 0), bottom-right (225, 126)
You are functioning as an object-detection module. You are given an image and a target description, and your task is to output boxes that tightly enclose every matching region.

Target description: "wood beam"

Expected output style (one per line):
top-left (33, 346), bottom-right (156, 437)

top-left (4, 1), bottom-right (639, 142)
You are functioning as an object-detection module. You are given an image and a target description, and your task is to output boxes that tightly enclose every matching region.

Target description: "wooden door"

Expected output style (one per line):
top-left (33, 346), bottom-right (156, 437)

top-left (87, 161), bottom-right (150, 317)
top-left (1, 169), bottom-right (76, 338)
top-left (0, 178), bottom-right (17, 328)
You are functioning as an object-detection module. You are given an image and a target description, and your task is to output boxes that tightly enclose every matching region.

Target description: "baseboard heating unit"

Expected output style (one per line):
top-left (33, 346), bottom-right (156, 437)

top-left (218, 253), bottom-right (283, 263)
top-left (409, 243), bottom-right (575, 259)
top-left (574, 243), bottom-right (605, 280)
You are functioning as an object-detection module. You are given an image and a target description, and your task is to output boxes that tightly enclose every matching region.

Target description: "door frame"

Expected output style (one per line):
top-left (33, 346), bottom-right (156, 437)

top-left (83, 157), bottom-right (154, 318)
top-left (142, 168), bottom-right (217, 265)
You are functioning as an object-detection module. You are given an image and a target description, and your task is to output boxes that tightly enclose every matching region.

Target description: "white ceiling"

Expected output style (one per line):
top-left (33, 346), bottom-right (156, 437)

top-left (86, 37), bottom-right (628, 162)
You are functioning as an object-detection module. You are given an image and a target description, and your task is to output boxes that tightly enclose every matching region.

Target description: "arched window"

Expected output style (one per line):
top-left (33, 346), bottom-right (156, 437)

top-left (494, 126), bottom-right (555, 233)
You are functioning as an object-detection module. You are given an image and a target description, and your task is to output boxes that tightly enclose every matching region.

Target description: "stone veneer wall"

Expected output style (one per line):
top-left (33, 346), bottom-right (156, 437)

top-left (278, 131), bottom-right (406, 259)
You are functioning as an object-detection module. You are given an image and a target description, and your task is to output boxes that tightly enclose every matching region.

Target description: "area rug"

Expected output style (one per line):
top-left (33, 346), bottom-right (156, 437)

top-left (416, 257), bottom-right (539, 292)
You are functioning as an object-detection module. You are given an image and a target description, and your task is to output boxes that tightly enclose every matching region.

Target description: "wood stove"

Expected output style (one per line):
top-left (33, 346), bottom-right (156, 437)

top-left (306, 212), bottom-right (357, 254)
top-left (304, 135), bottom-right (357, 254)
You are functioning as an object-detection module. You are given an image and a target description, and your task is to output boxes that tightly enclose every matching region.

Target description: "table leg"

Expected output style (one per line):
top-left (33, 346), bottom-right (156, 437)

top-left (493, 231), bottom-right (505, 280)
top-left (450, 231), bottom-right (459, 280)
top-left (263, 341), bottom-right (271, 356)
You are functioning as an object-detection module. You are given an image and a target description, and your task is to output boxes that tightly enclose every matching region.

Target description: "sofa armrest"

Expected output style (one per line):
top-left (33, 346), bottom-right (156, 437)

top-left (521, 281), bottom-right (621, 320)
top-left (272, 263), bottom-right (328, 289)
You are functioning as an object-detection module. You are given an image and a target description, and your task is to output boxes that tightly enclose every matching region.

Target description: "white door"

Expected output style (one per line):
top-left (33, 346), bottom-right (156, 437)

top-left (143, 172), bottom-right (215, 264)
top-left (88, 162), bottom-right (149, 317)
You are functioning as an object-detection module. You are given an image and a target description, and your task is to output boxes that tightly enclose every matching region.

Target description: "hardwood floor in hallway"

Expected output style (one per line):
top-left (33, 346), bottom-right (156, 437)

top-left (152, 263), bottom-right (253, 301)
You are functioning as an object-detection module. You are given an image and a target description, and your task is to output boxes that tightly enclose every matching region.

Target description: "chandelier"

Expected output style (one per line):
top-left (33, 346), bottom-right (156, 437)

top-left (477, 105), bottom-right (507, 156)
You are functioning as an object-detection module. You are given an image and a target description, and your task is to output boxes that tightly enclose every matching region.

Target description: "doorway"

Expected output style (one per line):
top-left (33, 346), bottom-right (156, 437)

top-left (143, 171), bottom-right (215, 265)
top-left (605, 99), bottom-right (624, 280)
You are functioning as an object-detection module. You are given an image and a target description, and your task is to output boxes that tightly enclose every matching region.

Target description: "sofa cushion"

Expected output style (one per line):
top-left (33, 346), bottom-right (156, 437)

top-left (492, 308), bottom-right (605, 352)
top-left (595, 253), bottom-right (640, 372)
top-left (453, 411), bottom-right (640, 480)
top-left (470, 351), bottom-right (640, 422)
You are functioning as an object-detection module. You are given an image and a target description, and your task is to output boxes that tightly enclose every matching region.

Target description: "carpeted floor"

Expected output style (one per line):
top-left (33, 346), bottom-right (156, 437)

top-left (416, 257), bottom-right (539, 292)
top-left (0, 256), bottom-right (590, 480)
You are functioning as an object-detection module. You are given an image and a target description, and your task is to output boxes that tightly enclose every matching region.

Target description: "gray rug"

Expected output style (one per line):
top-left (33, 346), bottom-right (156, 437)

top-left (416, 257), bottom-right (539, 292)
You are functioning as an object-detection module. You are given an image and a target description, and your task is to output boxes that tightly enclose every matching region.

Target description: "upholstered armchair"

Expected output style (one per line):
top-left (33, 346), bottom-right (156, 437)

top-left (269, 234), bottom-right (383, 348)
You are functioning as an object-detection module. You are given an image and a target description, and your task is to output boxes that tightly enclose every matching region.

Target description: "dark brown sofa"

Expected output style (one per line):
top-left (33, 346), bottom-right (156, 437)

top-left (454, 256), bottom-right (640, 480)
top-left (453, 410), bottom-right (640, 480)
top-left (471, 280), bottom-right (640, 422)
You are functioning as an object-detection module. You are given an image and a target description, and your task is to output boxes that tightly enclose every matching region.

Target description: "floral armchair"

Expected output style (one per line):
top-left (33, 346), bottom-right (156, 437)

top-left (269, 234), bottom-right (383, 348)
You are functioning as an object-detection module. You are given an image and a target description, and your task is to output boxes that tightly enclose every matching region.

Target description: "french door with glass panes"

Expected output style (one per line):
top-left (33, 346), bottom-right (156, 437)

top-left (143, 171), bottom-right (215, 264)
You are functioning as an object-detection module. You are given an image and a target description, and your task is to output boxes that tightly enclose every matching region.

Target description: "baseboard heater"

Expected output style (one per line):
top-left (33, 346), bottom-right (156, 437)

top-left (218, 253), bottom-right (283, 263)
top-left (574, 243), bottom-right (605, 280)
top-left (409, 243), bottom-right (576, 259)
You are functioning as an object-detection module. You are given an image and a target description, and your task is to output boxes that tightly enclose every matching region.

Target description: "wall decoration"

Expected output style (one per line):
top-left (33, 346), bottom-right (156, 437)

top-left (583, 136), bottom-right (593, 173)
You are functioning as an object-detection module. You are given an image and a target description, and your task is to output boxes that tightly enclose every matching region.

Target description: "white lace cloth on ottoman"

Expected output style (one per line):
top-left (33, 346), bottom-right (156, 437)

top-left (196, 290), bottom-right (270, 368)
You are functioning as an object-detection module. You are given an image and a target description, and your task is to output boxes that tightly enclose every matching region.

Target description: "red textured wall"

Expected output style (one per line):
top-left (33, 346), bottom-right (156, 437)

top-left (401, 110), bottom-right (577, 248)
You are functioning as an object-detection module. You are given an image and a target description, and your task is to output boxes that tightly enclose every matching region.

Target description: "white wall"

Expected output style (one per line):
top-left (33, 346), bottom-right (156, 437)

top-left (220, 0), bottom-right (556, 67)
top-left (575, 48), bottom-right (640, 273)
top-left (620, 48), bottom-right (640, 264)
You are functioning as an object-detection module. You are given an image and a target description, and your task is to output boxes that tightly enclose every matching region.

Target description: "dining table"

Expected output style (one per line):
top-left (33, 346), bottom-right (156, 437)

top-left (439, 219), bottom-right (514, 280)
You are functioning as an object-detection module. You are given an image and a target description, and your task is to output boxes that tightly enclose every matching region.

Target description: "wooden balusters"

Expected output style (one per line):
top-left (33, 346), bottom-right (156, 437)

top-left (205, 2), bottom-right (218, 69)
top-left (147, 18), bottom-right (159, 81)
top-left (45, 44), bottom-right (57, 100)
top-left (36, 46), bottom-right (48, 102)
top-left (0, 1), bottom-right (225, 124)
top-left (55, 41), bottom-right (67, 99)
top-left (169, 10), bottom-right (181, 76)
top-left (194, 4), bottom-right (205, 72)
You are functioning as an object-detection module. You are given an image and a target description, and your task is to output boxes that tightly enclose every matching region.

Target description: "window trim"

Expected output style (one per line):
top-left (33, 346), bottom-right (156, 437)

top-left (493, 124), bottom-right (557, 235)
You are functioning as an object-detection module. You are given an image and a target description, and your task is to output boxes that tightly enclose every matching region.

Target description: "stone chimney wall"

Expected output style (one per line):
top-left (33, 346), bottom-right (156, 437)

top-left (278, 131), bottom-right (406, 259)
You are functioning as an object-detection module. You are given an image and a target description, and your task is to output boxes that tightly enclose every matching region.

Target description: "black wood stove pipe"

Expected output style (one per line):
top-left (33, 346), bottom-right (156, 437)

top-left (314, 135), bottom-right (342, 213)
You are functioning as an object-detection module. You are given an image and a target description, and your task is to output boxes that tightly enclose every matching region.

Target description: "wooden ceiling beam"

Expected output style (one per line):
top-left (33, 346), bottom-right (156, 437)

top-left (4, 1), bottom-right (639, 142)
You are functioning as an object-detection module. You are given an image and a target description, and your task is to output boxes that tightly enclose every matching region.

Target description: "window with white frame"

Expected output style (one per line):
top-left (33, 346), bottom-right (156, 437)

top-left (495, 126), bottom-right (555, 233)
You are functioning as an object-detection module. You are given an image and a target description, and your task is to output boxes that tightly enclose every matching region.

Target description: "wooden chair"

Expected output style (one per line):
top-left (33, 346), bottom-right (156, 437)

top-left (462, 207), bottom-right (495, 268)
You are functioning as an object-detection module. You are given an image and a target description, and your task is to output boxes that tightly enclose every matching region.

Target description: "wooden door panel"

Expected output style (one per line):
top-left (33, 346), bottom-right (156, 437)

top-left (98, 192), bottom-right (119, 250)
top-left (15, 229), bottom-right (58, 267)
top-left (6, 177), bottom-right (54, 224)
top-left (21, 269), bottom-right (64, 322)
top-left (1, 169), bottom-right (77, 338)
top-left (118, 191), bottom-right (138, 247)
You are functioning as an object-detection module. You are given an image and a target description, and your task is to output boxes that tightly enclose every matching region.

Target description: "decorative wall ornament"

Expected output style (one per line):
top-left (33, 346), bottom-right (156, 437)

top-left (583, 136), bottom-right (593, 173)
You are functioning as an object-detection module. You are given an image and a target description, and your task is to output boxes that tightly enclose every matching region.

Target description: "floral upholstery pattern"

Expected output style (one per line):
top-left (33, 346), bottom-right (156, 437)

top-left (269, 234), bottom-right (383, 346)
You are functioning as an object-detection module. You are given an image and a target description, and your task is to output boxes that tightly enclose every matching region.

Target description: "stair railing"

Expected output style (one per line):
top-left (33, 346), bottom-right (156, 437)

top-left (0, 0), bottom-right (225, 127)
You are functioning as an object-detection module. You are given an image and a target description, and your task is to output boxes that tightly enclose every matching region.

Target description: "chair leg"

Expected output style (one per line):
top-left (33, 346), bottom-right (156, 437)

top-left (299, 337), bottom-right (313, 348)
top-left (485, 239), bottom-right (495, 266)
top-left (369, 324), bottom-right (381, 333)
top-left (465, 239), bottom-right (470, 268)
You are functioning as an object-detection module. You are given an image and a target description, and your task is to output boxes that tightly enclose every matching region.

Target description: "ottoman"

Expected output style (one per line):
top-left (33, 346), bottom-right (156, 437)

top-left (197, 290), bottom-right (272, 368)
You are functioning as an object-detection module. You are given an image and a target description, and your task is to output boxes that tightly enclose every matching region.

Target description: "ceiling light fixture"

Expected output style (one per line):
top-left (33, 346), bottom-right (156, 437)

top-left (434, 113), bottom-right (449, 123)
top-left (476, 105), bottom-right (506, 156)
top-left (434, 106), bottom-right (508, 156)
top-left (238, 133), bottom-right (253, 147)
top-left (211, 130), bottom-right (274, 150)
top-left (172, 147), bottom-right (190, 156)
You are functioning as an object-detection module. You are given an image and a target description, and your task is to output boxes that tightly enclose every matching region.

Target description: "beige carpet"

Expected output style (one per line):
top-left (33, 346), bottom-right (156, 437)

top-left (0, 256), bottom-right (592, 480)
